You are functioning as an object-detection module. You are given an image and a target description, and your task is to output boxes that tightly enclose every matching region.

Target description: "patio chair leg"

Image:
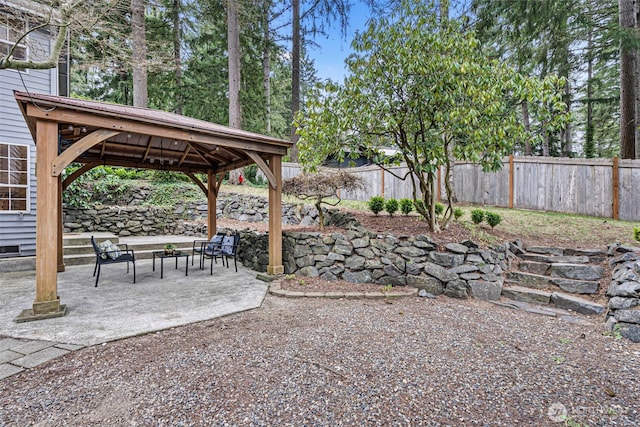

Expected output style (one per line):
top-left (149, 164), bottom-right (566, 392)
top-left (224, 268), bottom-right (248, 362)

top-left (93, 260), bottom-right (98, 277)
top-left (95, 264), bottom-right (101, 287)
top-left (210, 256), bottom-right (214, 275)
top-left (133, 261), bottom-right (136, 283)
top-left (234, 257), bottom-right (237, 272)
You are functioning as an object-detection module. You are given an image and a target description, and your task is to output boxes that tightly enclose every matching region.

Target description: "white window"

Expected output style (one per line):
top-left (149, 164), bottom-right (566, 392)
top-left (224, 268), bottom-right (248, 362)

top-left (0, 15), bottom-right (28, 62)
top-left (0, 143), bottom-right (29, 212)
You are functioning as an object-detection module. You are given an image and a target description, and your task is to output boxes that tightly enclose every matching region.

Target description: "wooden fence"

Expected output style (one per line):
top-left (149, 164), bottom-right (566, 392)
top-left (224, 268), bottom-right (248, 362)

top-left (279, 156), bottom-right (640, 222)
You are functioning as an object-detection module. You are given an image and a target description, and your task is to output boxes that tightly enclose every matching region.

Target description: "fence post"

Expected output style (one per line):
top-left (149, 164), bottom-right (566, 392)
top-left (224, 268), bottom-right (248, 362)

top-left (612, 157), bottom-right (619, 220)
top-left (509, 155), bottom-right (514, 208)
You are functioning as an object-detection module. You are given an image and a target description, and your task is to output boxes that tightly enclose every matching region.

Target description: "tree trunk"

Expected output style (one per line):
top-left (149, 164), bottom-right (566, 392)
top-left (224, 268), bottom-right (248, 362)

top-left (585, 20), bottom-right (595, 158)
top-left (173, 0), bottom-right (183, 115)
top-left (542, 133), bottom-right (550, 157)
top-left (635, 0), bottom-right (640, 159)
top-left (439, 0), bottom-right (449, 24)
top-left (620, 0), bottom-right (636, 159)
top-left (521, 101), bottom-right (532, 155)
top-left (562, 78), bottom-right (572, 156)
top-left (289, 0), bottom-right (301, 161)
top-left (131, 0), bottom-right (148, 108)
top-left (227, 0), bottom-right (241, 129)
top-left (263, 0), bottom-right (271, 134)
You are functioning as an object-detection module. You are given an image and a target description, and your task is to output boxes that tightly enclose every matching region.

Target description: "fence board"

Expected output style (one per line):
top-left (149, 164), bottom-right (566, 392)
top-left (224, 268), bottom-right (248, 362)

top-left (280, 157), bottom-right (640, 222)
top-left (618, 160), bottom-right (640, 221)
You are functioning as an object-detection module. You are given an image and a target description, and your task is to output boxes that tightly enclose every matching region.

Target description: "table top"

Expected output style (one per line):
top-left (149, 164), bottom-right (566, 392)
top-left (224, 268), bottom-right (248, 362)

top-left (153, 250), bottom-right (188, 258)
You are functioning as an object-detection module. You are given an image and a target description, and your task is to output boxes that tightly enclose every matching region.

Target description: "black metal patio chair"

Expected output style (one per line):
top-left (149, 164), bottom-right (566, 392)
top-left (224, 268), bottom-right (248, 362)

top-left (192, 232), bottom-right (225, 269)
top-left (208, 232), bottom-right (240, 273)
top-left (91, 236), bottom-right (136, 287)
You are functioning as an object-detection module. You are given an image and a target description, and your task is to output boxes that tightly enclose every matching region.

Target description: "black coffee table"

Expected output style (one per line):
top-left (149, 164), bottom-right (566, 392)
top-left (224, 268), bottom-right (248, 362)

top-left (152, 251), bottom-right (189, 279)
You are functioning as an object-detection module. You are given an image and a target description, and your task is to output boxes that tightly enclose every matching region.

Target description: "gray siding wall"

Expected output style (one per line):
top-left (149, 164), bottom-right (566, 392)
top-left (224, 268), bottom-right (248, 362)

top-left (0, 28), bottom-right (56, 257)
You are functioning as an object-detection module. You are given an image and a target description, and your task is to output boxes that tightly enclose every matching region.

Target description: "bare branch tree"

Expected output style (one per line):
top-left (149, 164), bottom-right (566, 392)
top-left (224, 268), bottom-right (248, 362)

top-left (283, 170), bottom-right (363, 230)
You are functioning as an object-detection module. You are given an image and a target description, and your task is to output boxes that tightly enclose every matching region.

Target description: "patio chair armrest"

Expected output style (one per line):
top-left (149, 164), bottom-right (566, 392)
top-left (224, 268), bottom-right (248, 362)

top-left (192, 239), bottom-right (209, 251)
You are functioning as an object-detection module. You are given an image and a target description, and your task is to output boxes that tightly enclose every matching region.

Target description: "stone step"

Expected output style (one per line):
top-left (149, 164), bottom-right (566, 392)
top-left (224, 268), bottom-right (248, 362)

top-left (501, 285), bottom-right (605, 316)
top-left (501, 285), bottom-right (551, 305)
top-left (63, 233), bottom-right (120, 247)
top-left (550, 292), bottom-right (606, 316)
top-left (550, 262), bottom-right (604, 281)
top-left (63, 245), bottom-right (197, 266)
top-left (506, 271), bottom-right (600, 294)
top-left (519, 253), bottom-right (590, 265)
top-left (563, 248), bottom-right (607, 262)
top-left (526, 246), bottom-right (564, 256)
top-left (63, 242), bottom-right (196, 256)
top-left (506, 271), bottom-right (553, 289)
top-left (518, 260), bottom-right (549, 275)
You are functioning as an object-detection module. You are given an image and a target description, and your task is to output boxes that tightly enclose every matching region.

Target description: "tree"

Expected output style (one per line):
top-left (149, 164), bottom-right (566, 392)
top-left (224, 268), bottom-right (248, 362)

top-left (131, 0), bottom-right (148, 107)
top-left (619, 0), bottom-right (636, 159)
top-left (282, 170), bottom-right (363, 230)
top-left (295, 0), bottom-right (568, 232)
top-left (289, 0), bottom-right (351, 161)
top-left (227, 0), bottom-right (241, 129)
top-left (472, 0), bottom-right (578, 157)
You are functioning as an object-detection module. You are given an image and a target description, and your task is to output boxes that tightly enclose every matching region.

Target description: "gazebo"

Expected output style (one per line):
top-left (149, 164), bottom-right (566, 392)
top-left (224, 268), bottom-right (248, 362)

top-left (13, 91), bottom-right (292, 321)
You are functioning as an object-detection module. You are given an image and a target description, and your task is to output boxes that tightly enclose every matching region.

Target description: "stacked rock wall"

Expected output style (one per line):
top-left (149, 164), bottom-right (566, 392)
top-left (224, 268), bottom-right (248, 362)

top-left (606, 244), bottom-right (640, 342)
top-left (235, 227), bottom-right (508, 300)
top-left (63, 192), bottom-right (356, 236)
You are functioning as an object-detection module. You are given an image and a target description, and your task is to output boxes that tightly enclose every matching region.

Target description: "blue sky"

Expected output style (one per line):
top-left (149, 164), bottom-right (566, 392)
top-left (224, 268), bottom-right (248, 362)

top-left (306, 2), bottom-right (372, 82)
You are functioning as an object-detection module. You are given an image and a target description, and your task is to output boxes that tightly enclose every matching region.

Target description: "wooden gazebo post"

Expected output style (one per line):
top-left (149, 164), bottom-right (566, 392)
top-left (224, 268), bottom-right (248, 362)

top-left (16, 119), bottom-right (67, 321)
top-left (207, 170), bottom-right (217, 238)
top-left (267, 154), bottom-right (284, 274)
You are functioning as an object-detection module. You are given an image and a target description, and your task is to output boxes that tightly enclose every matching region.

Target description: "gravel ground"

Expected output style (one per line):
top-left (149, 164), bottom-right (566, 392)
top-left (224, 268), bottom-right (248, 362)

top-left (1, 295), bottom-right (639, 426)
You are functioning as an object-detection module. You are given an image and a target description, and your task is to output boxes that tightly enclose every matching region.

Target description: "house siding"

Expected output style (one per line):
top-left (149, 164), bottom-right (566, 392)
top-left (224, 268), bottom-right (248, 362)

top-left (0, 28), bottom-right (55, 257)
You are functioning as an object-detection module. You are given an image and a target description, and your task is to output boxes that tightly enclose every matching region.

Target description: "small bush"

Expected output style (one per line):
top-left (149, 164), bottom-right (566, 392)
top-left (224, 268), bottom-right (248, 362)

top-left (471, 208), bottom-right (485, 224)
top-left (385, 198), bottom-right (399, 216)
top-left (434, 202), bottom-right (444, 216)
top-left (454, 207), bottom-right (464, 220)
top-left (634, 227), bottom-right (640, 242)
top-left (485, 211), bottom-right (502, 228)
top-left (369, 196), bottom-right (385, 216)
top-left (399, 198), bottom-right (413, 216)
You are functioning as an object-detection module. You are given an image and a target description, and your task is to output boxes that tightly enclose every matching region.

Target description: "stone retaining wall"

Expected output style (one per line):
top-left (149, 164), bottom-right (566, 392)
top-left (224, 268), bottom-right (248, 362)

top-left (63, 192), bottom-right (357, 236)
top-left (606, 243), bottom-right (640, 342)
top-left (234, 227), bottom-right (508, 300)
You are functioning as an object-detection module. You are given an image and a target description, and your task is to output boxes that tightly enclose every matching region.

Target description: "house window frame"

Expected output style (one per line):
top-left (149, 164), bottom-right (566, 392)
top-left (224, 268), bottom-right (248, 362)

top-left (0, 13), bottom-right (29, 70)
top-left (0, 142), bottom-right (31, 214)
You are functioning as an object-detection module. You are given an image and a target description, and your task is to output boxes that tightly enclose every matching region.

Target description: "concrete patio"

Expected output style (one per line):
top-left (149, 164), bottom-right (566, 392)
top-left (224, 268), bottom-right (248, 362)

top-left (0, 257), bottom-right (268, 347)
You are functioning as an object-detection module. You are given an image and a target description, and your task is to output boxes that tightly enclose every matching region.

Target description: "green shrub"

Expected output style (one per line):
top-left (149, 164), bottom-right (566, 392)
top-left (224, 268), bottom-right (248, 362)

top-left (150, 170), bottom-right (190, 183)
top-left (454, 207), bottom-right (464, 220)
top-left (414, 200), bottom-right (425, 212)
top-left (385, 198), bottom-right (399, 216)
top-left (634, 227), bottom-right (640, 242)
top-left (471, 208), bottom-right (485, 224)
top-left (399, 198), bottom-right (413, 215)
top-left (485, 211), bottom-right (502, 228)
top-left (434, 202), bottom-right (444, 216)
top-left (369, 196), bottom-right (385, 216)
top-left (244, 164), bottom-right (266, 186)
